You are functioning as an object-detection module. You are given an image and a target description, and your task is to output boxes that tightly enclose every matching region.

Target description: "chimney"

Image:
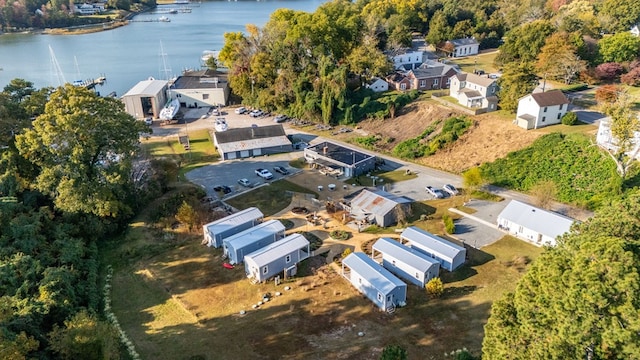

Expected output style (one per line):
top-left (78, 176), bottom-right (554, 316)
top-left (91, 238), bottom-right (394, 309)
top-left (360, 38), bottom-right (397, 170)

top-left (323, 146), bottom-right (328, 155)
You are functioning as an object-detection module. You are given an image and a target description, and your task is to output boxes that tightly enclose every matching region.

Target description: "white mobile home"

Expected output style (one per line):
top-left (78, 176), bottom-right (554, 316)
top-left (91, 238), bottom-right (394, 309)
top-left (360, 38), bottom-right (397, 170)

top-left (202, 207), bottom-right (263, 248)
top-left (223, 220), bottom-right (285, 265)
top-left (341, 252), bottom-right (407, 311)
top-left (244, 233), bottom-right (310, 283)
top-left (371, 237), bottom-right (440, 288)
top-left (497, 200), bottom-right (574, 247)
top-left (400, 227), bottom-right (466, 271)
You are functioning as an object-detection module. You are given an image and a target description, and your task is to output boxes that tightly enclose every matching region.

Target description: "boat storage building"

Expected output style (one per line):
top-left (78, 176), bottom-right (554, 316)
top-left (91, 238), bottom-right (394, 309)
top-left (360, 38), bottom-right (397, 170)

top-left (244, 233), bottom-right (310, 283)
top-left (371, 237), bottom-right (440, 287)
top-left (223, 220), bottom-right (286, 265)
top-left (400, 226), bottom-right (466, 271)
top-left (341, 252), bottom-right (407, 311)
top-left (121, 78), bottom-right (168, 120)
top-left (202, 207), bottom-right (264, 248)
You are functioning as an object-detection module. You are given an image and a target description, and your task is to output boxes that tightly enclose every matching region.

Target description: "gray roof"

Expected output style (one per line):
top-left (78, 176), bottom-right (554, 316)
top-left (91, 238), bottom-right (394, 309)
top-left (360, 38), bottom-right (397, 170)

top-left (204, 207), bottom-right (263, 233)
top-left (343, 252), bottom-right (406, 295)
top-left (224, 219), bottom-right (285, 249)
top-left (400, 226), bottom-right (465, 261)
top-left (372, 237), bottom-right (439, 272)
top-left (244, 233), bottom-right (309, 267)
top-left (449, 38), bottom-right (479, 46)
top-left (452, 72), bottom-right (497, 88)
top-left (529, 90), bottom-right (570, 107)
top-left (350, 189), bottom-right (412, 217)
top-left (214, 125), bottom-right (291, 153)
top-left (497, 200), bottom-right (574, 240)
top-left (172, 69), bottom-right (229, 90)
top-left (122, 79), bottom-right (167, 97)
top-left (306, 141), bottom-right (374, 166)
top-left (409, 65), bottom-right (455, 79)
top-left (459, 88), bottom-right (483, 99)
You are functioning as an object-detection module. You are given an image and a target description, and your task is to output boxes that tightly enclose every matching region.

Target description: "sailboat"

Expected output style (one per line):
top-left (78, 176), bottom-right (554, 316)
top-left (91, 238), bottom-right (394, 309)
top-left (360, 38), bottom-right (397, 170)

top-left (158, 41), bottom-right (181, 121)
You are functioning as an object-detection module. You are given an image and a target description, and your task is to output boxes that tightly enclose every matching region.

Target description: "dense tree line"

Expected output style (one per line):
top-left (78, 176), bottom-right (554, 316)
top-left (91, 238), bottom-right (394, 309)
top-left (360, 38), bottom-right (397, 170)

top-left (483, 191), bottom-right (640, 359)
top-left (0, 79), bottom-right (150, 358)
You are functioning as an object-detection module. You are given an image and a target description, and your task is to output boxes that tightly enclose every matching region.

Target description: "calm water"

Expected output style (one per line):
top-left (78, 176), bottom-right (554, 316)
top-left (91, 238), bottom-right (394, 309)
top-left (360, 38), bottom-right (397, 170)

top-left (0, 0), bottom-right (324, 96)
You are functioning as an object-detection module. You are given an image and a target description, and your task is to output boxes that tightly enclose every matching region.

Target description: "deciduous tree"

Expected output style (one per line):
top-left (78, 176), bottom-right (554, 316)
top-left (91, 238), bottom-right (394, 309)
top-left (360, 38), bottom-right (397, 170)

top-left (598, 32), bottom-right (640, 64)
top-left (601, 97), bottom-right (640, 178)
top-left (425, 277), bottom-right (444, 298)
top-left (497, 62), bottom-right (539, 112)
top-left (536, 32), bottom-right (586, 84)
top-left (495, 20), bottom-right (555, 66)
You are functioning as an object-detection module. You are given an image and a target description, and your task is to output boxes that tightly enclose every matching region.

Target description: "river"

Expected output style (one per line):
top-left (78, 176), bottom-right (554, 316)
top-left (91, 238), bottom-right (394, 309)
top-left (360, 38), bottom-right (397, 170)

top-left (0, 0), bottom-right (325, 97)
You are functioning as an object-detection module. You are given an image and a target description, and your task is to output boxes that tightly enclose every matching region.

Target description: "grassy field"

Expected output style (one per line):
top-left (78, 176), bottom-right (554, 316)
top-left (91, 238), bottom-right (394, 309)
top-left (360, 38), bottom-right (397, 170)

top-left (350, 169), bottom-right (418, 187)
top-left (225, 180), bottom-right (318, 216)
top-left (450, 51), bottom-right (499, 74)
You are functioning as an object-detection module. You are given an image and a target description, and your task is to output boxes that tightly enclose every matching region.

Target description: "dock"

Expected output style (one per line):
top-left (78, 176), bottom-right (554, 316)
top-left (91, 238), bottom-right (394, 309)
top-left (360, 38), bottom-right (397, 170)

top-left (73, 76), bottom-right (106, 90)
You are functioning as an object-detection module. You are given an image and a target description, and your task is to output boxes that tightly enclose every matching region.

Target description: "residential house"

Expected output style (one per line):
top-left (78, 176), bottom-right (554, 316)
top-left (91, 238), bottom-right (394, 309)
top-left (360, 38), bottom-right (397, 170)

top-left (304, 141), bottom-right (376, 178)
top-left (446, 38), bottom-right (479, 58)
top-left (449, 72), bottom-right (498, 112)
top-left (223, 220), bottom-right (286, 265)
top-left (202, 207), bottom-right (264, 248)
top-left (596, 116), bottom-right (640, 160)
top-left (244, 233), bottom-right (310, 283)
top-left (213, 125), bottom-right (292, 160)
top-left (497, 200), bottom-right (575, 247)
top-left (389, 49), bottom-right (427, 70)
top-left (406, 62), bottom-right (459, 90)
top-left (341, 252), bottom-right (407, 311)
top-left (170, 69), bottom-right (230, 108)
top-left (343, 189), bottom-right (412, 228)
top-left (515, 90), bottom-right (570, 129)
top-left (385, 72), bottom-right (412, 92)
top-left (400, 227), bottom-right (466, 272)
top-left (366, 77), bottom-right (389, 93)
top-left (371, 237), bottom-right (440, 288)
top-left (72, 2), bottom-right (105, 15)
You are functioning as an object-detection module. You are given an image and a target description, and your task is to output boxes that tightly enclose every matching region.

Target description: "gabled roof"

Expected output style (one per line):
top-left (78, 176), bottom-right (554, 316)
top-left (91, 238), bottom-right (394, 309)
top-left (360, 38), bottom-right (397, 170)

top-left (367, 77), bottom-right (387, 85)
top-left (409, 65), bottom-right (455, 79)
top-left (529, 90), bottom-right (569, 107)
top-left (452, 72), bottom-right (497, 88)
top-left (224, 220), bottom-right (285, 249)
top-left (373, 237), bottom-right (439, 272)
top-left (497, 200), bottom-right (574, 240)
top-left (122, 79), bottom-right (168, 97)
top-left (449, 38), bottom-right (479, 46)
top-left (459, 88), bottom-right (483, 99)
top-left (204, 207), bottom-right (263, 233)
top-left (245, 233), bottom-right (309, 267)
top-left (349, 189), bottom-right (412, 217)
top-left (400, 226), bottom-right (465, 261)
top-left (214, 125), bottom-right (291, 153)
top-left (343, 252), bottom-right (406, 295)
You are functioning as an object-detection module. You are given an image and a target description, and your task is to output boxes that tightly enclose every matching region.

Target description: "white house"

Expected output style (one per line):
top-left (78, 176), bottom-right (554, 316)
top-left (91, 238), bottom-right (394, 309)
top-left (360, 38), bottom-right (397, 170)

top-left (244, 233), bottom-right (310, 283)
top-left (371, 237), bottom-right (440, 288)
top-left (390, 49), bottom-right (427, 70)
top-left (73, 3), bottom-right (105, 15)
top-left (449, 72), bottom-right (498, 111)
top-left (515, 90), bottom-right (570, 129)
top-left (446, 38), bottom-right (479, 58)
top-left (399, 227), bottom-right (466, 272)
top-left (497, 200), bottom-right (575, 247)
top-left (341, 252), bottom-right (407, 311)
top-left (596, 116), bottom-right (640, 160)
top-left (366, 77), bottom-right (389, 93)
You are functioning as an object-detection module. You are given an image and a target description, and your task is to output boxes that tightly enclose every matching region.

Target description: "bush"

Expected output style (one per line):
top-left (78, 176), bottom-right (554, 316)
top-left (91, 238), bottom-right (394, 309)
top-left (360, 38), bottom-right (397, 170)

top-left (561, 112), bottom-right (578, 125)
top-left (426, 277), bottom-right (444, 298)
top-left (330, 229), bottom-right (350, 240)
top-left (595, 62), bottom-right (624, 80)
top-left (380, 345), bottom-right (408, 360)
top-left (342, 248), bottom-right (352, 259)
top-left (621, 67), bottom-right (640, 86)
top-left (595, 84), bottom-right (622, 104)
top-left (443, 214), bottom-right (455, 234)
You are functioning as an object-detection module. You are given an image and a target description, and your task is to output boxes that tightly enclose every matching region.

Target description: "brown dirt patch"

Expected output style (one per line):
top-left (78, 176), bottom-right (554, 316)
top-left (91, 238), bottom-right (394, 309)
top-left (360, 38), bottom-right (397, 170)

top-left (355, 100), bottom-right (542, 174)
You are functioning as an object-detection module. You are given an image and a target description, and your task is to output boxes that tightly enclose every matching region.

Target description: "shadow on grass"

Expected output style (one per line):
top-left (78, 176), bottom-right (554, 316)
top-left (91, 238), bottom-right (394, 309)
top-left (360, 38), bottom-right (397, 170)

top-left (441, 245), bottom-right (495, 283)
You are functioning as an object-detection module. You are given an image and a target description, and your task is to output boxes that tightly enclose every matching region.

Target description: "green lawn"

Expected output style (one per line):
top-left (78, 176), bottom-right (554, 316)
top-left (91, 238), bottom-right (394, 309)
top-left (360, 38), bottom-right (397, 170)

top-left (225, 180), bottom-right (318, 216)
top-left (349, 169), bottom-right (418, 187)
top-left (450, 51), bottom-right (499, 73)
top-left (534, 121), bottom-right (598, 135)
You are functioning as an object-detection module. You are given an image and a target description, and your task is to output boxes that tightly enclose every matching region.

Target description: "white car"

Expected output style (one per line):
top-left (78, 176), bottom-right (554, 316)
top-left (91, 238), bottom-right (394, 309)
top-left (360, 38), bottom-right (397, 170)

top-left (274, 114), bottom-right (288, 123)
top-left (426, 186), bottom-right (446, 199)
top-left (255, 168), bottom-right (273, 180)
top-left (234, 107), bottom-right (247, 114)
top-left (237, 178), bottom-right (252, 187)
top-left (443, 184), bottom-right (459, 196)
top-left (249, 109), bottom-right (264, 118)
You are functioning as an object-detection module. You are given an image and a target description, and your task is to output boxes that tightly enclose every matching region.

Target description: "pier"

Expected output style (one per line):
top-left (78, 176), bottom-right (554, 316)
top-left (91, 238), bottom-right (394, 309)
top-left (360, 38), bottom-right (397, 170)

top-left (73, 76), bottom-right (106, 90)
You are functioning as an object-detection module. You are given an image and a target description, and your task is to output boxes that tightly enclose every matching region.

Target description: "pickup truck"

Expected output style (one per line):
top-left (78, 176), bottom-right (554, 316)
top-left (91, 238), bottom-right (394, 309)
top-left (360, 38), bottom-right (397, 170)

top-left (255, 168), bottom-right (274, 180)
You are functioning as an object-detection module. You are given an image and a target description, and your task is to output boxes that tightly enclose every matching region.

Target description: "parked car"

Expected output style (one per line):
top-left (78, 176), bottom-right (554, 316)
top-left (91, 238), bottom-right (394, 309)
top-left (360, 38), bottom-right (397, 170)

top-left (255, 168), bottom-right (274, 180)
top-left (213, 185), bottom-right (232, 194)
top-left (249, 109), bottom-right (263, 118)
top-left (210, 107), bottom-right (220, 116)
top-left (237, 178), bottom-right (252, 187)
top-left (274, 114), bottom-right (288, 123)
top-left (234, 107), bottom-right (247, 114)
top-left (144, 117), bottom-right (153, 125)
top-left (425, 186), bottom-right (445, 199)
top-left (273, 166), bottom-right (289, 175)
top-left (443, 184), bottom-right (459, 196)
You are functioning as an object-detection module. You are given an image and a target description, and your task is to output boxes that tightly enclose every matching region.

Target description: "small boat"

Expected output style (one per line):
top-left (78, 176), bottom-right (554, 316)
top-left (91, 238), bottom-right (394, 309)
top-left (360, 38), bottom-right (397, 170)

top-left (159, 98), bottom-right (180, 120)
top-left (201, 50), bottom-right (219, 63)
top-left (158, 15), bottom-right (171, 22)
top-left (214, 117), bottom-right (228, 132)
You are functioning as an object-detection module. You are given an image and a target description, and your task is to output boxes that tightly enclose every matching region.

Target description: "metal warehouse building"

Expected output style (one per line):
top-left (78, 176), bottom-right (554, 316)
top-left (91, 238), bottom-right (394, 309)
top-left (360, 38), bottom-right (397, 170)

top-left (213, 125), bottom-right (292, 160)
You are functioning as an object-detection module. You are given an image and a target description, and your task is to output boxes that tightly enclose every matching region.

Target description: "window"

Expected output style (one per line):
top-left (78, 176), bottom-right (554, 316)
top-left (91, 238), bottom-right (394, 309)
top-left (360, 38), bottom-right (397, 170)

top-left (377, 293), bottom-right (383, 301)
top-left (433, 78), bottom-right (439, 86)
top-left (446, 78), bottom-right (451, 85)
top-left (542, 116), bottom-right (546, 122)
top-left (518, 225), bottom-right (524, 233)
top-left (392, 260), bottom-right (396, 267)
top-left (415, 272), bottom-right (419, 279)
top-left (543, 107), bottom-right (548, 112)
top-left (202, 94), bottom-right (209, 100)
top-left (285, 255), bottom-right (291, 263)
top-left (400, 83), bottom-right (407, 91)
top-left (559, 104), bottom-right (563, 110)
top-left (262, 266), bottom-right (268, 274)
top-left (557, 113), bottom-right (561, 120)
top-left (419, 80), bottom-right (426, 88)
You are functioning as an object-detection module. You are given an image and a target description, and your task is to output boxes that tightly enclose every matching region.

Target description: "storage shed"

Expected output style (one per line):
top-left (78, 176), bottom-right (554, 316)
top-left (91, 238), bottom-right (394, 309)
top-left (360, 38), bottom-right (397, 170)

top-left (244, 233), bottom-right (310, 283)
top-left (223, 220), bottom-right (285, 265)
top-left (497, 200), bottom-right (574, 247)
top-left (202, 207), bottom-right (263, 248)
top-left (341, 252), bottom-right (407, 311)
top-left (400, 227), bottom-right (466, 271)
top-left (371, 237), bottom-right (440, 288)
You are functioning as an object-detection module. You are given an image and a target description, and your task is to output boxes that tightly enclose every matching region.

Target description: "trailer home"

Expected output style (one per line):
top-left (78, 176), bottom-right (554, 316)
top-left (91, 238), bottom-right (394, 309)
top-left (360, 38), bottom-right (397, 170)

top-left (244, 233), bottom-right (310, 283)
top-left (371, 237), bottom-right (440, 287)
top-left (202, 207), bottom-right (264, 248)
top-left (400, 227), bottom-right (466, 271)
top-left (223, 220), bottom-right (285, 265)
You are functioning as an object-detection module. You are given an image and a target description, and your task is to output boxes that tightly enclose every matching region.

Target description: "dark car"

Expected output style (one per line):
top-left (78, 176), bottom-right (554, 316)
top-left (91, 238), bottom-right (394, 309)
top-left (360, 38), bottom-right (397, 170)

top-left (273, 166), bottom-right (289, 175)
